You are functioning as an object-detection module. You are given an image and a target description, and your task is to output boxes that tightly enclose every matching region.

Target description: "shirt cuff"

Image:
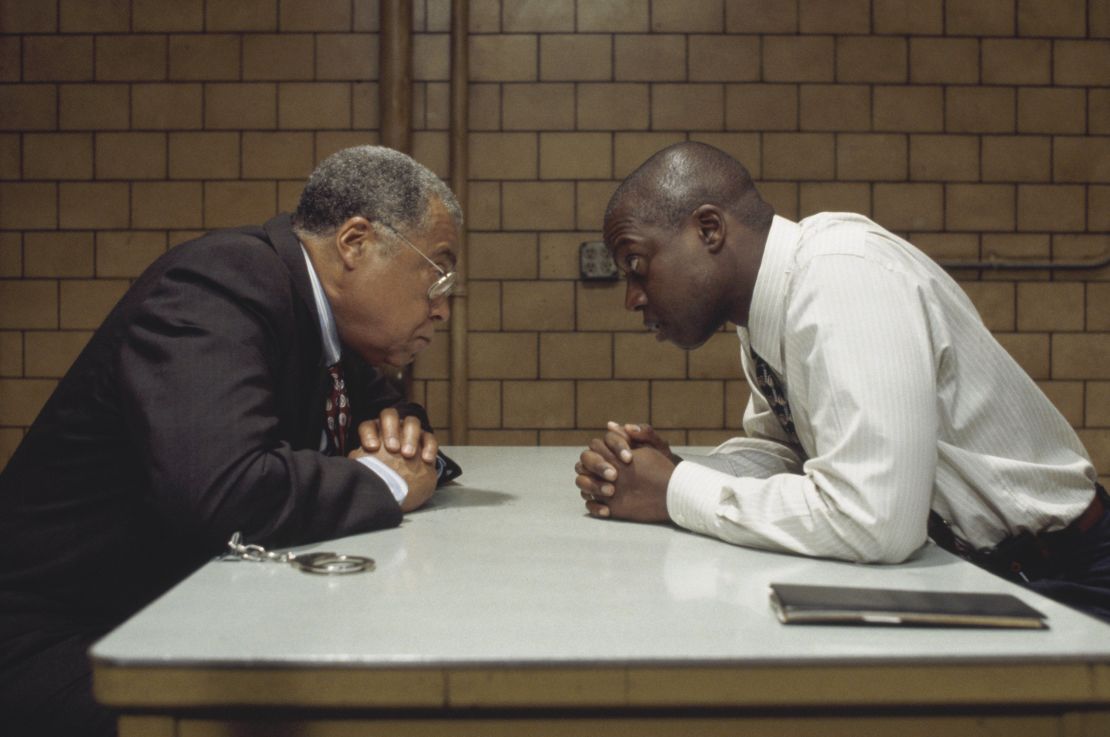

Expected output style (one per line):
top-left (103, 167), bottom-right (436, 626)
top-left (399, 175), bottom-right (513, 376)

top-left (355, 455), bottom-right (409, 504)
top-left (666, 460), bottom-right (726, 536)
top-left (674, 452), bottom-right (737, 476)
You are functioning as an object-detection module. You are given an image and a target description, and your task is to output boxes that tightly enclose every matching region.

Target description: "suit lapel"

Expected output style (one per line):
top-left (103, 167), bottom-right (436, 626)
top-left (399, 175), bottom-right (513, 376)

top-left (306, 367), bottom-right (331, 452)
top-left (264, 213), bottom-right (323, 349)
top-left (264, 213), bottom-right (333, 452)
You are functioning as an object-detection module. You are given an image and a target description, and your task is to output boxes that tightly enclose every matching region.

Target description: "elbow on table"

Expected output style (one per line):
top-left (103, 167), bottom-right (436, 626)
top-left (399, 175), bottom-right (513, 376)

top-left (153, 448), bottom-right (292, 543)
top-left (850, 524), bottom-right (929, 565)
top-left (812, 478), bottom-right (931, 564)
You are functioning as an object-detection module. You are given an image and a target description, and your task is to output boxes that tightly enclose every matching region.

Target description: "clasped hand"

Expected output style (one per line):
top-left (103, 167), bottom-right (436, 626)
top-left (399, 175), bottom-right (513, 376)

top-left (574, 421), bottom-right (679, 523)
top-left (348, 407), bottom-right (437, 512)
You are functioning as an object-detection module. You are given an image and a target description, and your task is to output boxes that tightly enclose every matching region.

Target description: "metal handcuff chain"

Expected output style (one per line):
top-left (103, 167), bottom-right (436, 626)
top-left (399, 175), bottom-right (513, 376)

top-left (224, 532), bottom-right (375, 575)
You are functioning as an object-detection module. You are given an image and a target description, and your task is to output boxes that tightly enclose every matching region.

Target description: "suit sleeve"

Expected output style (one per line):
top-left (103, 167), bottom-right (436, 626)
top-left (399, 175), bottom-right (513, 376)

top-left (116, 243), bottom-right (402, 551)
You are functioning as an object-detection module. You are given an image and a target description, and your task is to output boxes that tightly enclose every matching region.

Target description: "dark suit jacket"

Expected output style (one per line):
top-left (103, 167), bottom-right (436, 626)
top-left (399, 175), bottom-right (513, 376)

top-left (0, 214), bottom-right (426, 660)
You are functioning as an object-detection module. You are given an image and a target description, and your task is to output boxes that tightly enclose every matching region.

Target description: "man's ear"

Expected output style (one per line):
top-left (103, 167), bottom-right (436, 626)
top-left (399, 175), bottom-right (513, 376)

top-left (692, 204), bottom-right (726, 253)
top-left (335, 216), bottom-right (373, 269)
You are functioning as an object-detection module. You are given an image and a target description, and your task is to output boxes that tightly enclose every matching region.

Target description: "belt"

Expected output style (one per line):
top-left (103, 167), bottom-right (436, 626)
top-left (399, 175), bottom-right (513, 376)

top-left (930, 483), bottom-right (1108, 582)
top-left (1066, 484), bottom-right (1107, 535)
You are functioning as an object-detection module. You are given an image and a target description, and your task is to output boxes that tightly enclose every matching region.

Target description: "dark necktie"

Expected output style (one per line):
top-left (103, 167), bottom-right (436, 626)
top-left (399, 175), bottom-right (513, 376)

top-left (750, 349), bottom-right (801, 447)
top-left (324, 363), bottom-right (349, 456)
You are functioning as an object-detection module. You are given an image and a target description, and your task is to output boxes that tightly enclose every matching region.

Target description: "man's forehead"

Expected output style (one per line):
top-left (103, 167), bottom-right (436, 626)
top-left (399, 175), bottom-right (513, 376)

top-left (423, 211), bottom-right (461, 264)
top-left (605, 207), bottom-right (668, 252)
top-left (424, 223), bottom-right (458, 252)
top-left (603, 201), bottom-right (645, 243)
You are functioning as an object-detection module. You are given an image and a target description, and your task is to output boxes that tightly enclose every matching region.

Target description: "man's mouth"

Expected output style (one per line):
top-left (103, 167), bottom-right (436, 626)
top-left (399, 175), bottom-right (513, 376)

top-left (646, 321), bottom-right (666, 342)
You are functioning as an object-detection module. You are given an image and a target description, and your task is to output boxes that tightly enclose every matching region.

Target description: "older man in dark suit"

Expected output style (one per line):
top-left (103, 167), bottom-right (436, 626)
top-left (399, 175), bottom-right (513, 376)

top-left (0, 146), bottom-right (462, 737)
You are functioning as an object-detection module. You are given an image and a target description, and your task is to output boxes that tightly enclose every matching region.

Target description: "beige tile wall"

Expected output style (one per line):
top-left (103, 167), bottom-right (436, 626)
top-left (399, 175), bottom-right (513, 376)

top-left (0, 0), bottom-right (1107, 484)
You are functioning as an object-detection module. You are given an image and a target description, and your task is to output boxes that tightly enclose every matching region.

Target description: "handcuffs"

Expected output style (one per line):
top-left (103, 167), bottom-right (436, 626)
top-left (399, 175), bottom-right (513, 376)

top-left (223, 531), bottom-right (375, 575)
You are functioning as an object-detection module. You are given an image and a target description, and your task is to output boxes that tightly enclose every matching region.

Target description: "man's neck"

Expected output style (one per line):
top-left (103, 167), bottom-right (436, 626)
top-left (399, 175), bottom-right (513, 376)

top-left (724, 226), bottom-right (769, 327)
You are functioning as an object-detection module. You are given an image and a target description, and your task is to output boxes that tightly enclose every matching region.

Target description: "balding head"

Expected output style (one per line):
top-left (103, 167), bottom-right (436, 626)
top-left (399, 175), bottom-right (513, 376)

top-left (605, 142), bottom-right (773, 238)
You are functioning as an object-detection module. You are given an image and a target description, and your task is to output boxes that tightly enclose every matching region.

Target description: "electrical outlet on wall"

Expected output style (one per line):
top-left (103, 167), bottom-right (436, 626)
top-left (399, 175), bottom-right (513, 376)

top-left (579, 241), bottom-right (619, 281)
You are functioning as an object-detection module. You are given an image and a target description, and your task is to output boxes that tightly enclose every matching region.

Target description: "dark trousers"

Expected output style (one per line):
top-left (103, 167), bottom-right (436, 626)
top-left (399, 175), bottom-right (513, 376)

top-left (1022, 503), bottom-right (1110, 623)
top-left (0, 628), bottom-right (117, 737)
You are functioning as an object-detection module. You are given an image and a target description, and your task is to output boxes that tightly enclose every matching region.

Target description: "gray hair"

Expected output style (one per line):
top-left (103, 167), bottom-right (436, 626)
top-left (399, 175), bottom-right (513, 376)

top-left (293, 146), bottom-right (462, 240)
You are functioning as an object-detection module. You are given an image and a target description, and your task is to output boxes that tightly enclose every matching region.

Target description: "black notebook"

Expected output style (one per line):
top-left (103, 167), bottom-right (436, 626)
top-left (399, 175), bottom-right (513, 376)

top-left (769, 583), bottom-right (1047, 629)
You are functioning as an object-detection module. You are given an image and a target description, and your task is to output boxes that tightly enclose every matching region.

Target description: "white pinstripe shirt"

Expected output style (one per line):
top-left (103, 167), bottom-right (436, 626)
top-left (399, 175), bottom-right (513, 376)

top-left (667, 213), bottom-right (1097, 563)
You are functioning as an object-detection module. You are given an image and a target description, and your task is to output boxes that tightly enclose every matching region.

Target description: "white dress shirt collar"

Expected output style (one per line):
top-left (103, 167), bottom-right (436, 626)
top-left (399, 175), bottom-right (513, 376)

top-left (743, 214), bottom-right (799, 374)
top-left (300, 245), bottom-right (342, 366)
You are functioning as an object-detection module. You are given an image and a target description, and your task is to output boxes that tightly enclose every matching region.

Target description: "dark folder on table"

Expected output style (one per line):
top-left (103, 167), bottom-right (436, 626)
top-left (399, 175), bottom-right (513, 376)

top-left (769, 583), bottom-right (1047, 629)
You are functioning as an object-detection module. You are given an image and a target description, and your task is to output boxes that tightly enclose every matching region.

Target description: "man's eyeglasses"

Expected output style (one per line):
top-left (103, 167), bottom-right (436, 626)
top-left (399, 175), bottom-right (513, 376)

top-left (380, 222), bottom-right (457, 303)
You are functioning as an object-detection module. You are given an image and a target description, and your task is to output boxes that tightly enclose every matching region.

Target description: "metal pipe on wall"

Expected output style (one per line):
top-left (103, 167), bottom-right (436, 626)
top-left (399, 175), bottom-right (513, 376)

top-left (379, 0), bottom-right (414, 398)
top-left (448, 0), bottom-right (470, 444)
top-left (938, 249), bottom-right (1110, 271)
top-left (379, 0), bottom-right (412, 155)
top-left (381, 0), bottom-right (469, 443)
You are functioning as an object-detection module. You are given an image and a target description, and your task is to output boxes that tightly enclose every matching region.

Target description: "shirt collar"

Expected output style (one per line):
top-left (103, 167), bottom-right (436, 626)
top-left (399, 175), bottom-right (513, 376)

top-left (744, 214), bottom-right (800, 374)
top-left (300, 244), bottom-right (342, 366)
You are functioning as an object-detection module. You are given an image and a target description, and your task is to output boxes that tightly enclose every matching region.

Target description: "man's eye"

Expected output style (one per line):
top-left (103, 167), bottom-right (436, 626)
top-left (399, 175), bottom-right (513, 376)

top-left (625, 255), bottom-right (642, 273)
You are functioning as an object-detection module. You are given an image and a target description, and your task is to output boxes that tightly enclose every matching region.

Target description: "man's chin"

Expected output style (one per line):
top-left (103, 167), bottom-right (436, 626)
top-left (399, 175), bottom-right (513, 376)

top-left (355, 349), bottom-right (411, 371)
top-left (384, 342), bottom-right (432, 369)
top-left (669, 331), bottom-right (714, 351)
top-left (380, 354), bottom-right (416, 370)
top-left (348, 336), bottom-right (431, 369)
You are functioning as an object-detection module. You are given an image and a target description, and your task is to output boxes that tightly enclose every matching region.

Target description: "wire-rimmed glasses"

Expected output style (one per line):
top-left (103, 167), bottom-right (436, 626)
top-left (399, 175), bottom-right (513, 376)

top-left (380, 222), bottom-right (457, 303)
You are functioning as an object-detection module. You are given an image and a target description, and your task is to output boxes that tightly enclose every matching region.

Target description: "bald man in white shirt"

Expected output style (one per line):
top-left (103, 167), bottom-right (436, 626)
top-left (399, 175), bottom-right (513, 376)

top-left (576, 141), bottom-right (1109, 622)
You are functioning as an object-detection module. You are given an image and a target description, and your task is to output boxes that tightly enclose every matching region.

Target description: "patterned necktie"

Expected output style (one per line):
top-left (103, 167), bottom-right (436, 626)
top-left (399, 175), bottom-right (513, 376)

top-left (324, 363), bottom-right (349, 456)
top-left (750, 349), bottom-right (801, 447)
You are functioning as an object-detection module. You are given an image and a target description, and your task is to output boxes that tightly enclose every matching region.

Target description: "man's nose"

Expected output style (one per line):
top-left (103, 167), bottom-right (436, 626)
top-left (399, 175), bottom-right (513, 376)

top-left (624, 281), bottom-right (646, 312)
top-left (430, 296), bottom-right (450, 322)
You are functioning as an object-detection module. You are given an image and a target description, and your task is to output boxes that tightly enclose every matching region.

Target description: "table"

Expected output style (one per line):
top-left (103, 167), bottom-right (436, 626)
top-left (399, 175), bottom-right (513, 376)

top-left (92, 447), bottom-right (1110, 737)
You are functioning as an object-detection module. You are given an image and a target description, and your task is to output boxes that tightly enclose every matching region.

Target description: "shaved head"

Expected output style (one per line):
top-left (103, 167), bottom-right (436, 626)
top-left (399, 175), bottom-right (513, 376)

top-left (601, 142), bottom-right (775, 343)
top-left (605, 142), bottom-right (773, 237)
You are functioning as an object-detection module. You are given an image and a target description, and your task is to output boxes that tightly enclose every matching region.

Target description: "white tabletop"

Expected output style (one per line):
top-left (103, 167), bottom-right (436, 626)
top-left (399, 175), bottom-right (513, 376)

top-left (92, 446), bottom-right (1110, 670)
